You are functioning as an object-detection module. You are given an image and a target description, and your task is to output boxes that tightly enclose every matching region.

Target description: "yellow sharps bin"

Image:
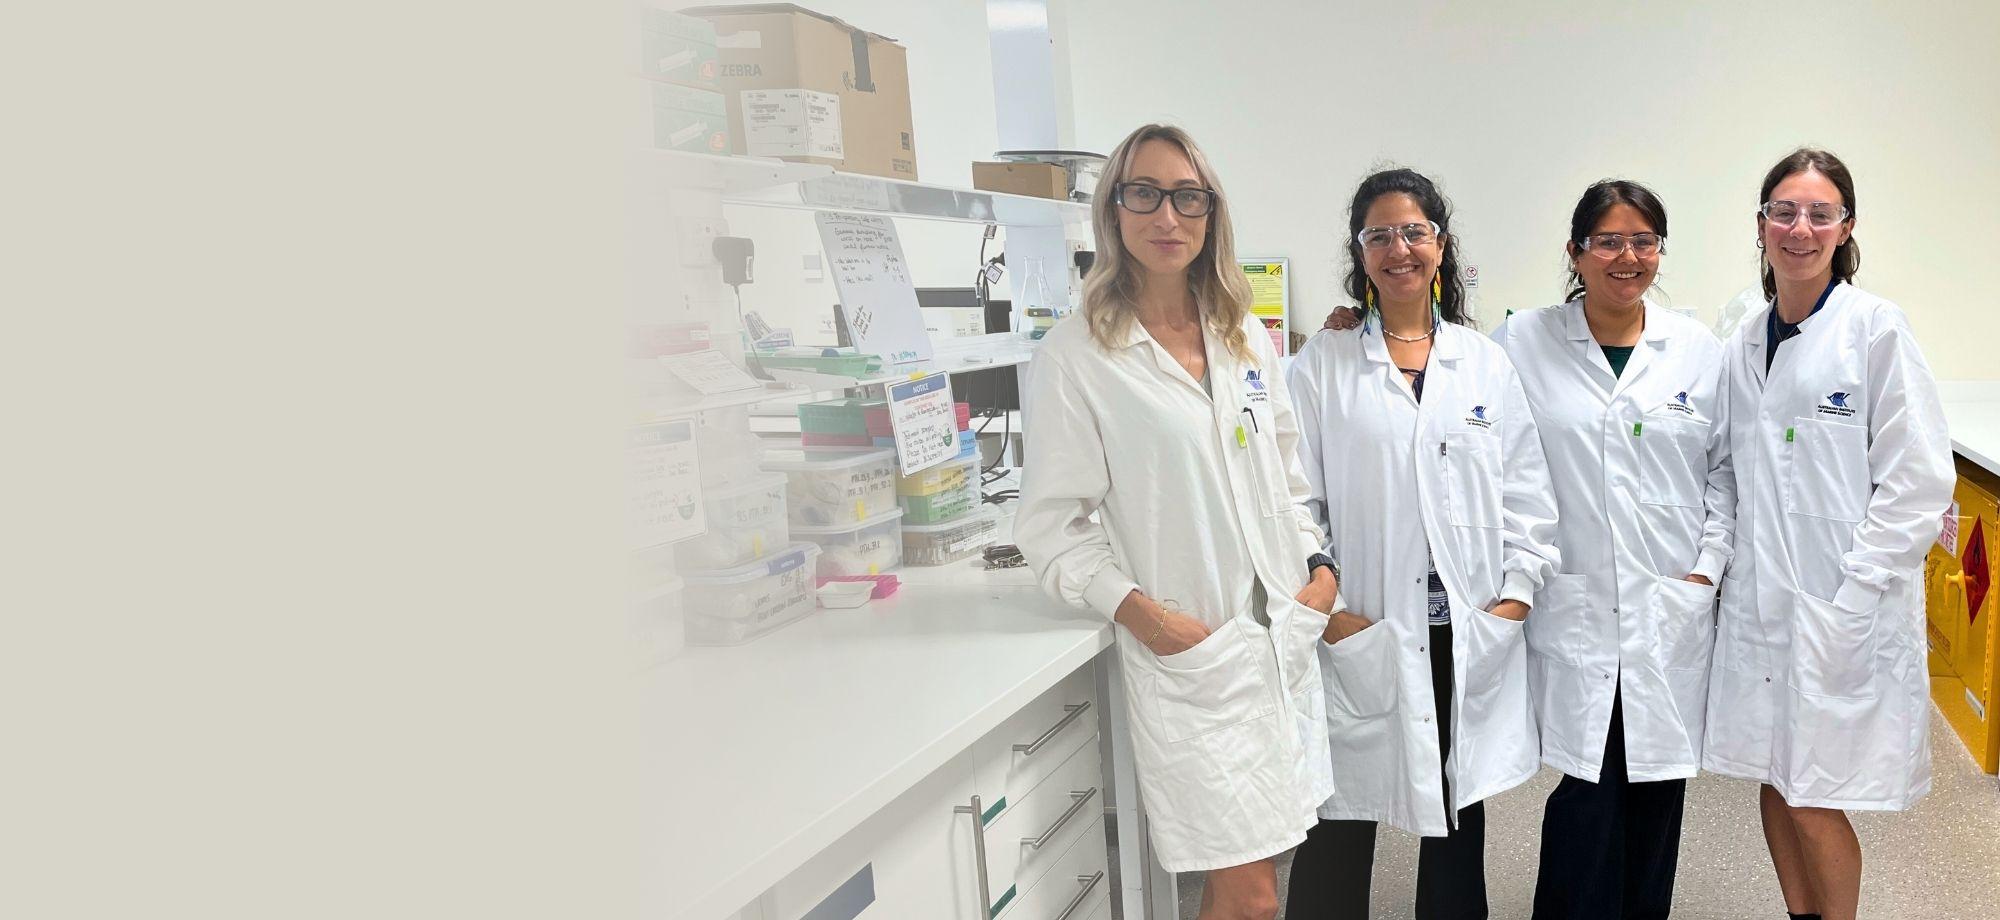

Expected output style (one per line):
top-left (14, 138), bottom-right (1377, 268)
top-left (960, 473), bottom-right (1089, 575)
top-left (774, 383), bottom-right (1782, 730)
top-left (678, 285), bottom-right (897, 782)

top-left (1926, 456), bottom-right (2000, 773)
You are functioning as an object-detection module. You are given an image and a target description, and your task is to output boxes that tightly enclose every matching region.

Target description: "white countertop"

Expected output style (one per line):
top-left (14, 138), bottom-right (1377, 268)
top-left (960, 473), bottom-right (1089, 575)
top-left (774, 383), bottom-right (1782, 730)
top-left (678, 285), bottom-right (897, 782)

top-left (1940, 380), bottom-right (2000, 476)
top-left (646, 574), bottom-right (1111, 920)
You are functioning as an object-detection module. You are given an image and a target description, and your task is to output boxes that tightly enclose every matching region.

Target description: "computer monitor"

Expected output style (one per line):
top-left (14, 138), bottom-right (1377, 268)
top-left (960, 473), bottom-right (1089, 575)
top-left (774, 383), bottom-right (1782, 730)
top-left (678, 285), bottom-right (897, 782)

top-left (914, 287), bottom-right (1018, 419)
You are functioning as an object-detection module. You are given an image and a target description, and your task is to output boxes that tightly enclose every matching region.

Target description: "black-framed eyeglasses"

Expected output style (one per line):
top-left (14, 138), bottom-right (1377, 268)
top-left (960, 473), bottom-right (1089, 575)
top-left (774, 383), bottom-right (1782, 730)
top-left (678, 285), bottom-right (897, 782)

top-left (1114, 183), bottom-right (1217, 218)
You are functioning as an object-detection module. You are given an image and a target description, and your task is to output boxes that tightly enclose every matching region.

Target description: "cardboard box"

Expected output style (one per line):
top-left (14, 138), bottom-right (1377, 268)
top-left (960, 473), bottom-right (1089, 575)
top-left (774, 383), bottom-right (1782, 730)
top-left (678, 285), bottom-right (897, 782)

top-left (652, 82), bottom-right (730, 154)
top-left (972, 162), bottom-right (1069, 200)
top-left (640, 7), bottom-right (719, 89)
top-left (684, 4), bottom-right (917, 180)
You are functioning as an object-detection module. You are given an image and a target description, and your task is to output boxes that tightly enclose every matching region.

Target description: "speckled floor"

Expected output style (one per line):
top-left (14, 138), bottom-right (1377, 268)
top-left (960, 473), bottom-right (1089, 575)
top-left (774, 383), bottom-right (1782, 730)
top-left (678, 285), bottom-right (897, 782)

top-left (1130, 707), bottom-right (2000, 919)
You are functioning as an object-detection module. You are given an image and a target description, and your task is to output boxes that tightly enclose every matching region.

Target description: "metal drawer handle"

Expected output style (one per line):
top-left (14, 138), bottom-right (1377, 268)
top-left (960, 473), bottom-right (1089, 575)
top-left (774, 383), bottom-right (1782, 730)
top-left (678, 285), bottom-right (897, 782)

top-left (1014, 701), bottom-right (1091, 756)
top-left (1021, 787), bottom-right (1099, 850)
top-left (1053, 871), bottom-right (1106, 920)
top-left (953, 795), bottom-right (992, 914)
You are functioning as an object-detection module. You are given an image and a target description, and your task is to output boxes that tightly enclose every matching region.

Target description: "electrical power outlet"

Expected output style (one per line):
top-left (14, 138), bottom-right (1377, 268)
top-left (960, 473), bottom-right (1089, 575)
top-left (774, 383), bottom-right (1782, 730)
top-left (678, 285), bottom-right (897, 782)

top-left (677, 217), bottom-right (726, 266)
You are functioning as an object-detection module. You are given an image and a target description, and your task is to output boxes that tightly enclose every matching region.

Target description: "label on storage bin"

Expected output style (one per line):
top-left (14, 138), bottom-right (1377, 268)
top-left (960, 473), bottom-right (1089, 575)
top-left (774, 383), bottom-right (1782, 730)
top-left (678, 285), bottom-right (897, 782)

top-left (764, 548), bottom-right (810, 576)
top-left (628, 421), bottom-right (705, 549)
top-left (887, 372), bottom-right (959, 476)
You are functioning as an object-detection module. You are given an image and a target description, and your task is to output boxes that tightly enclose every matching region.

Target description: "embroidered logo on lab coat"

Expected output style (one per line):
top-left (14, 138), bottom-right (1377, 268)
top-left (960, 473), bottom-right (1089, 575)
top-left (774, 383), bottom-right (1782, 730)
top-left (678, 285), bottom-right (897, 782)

top-left (1816, 390), bottom-right (1858, 418)
top-left (1666, 391), bottom-right (1697, 415)
top-left (1464, 404), bottom-right (1494, 429)
top-left (1245, 369), bottom-right (1270, 403)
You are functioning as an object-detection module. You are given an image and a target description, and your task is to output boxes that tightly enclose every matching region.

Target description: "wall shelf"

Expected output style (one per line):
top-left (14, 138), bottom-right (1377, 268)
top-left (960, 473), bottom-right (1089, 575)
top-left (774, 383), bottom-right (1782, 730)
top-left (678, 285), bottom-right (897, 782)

top-left (655, 149), bottom-right (835, 196)
top-left (724, 170), bottom-right (1091, 228)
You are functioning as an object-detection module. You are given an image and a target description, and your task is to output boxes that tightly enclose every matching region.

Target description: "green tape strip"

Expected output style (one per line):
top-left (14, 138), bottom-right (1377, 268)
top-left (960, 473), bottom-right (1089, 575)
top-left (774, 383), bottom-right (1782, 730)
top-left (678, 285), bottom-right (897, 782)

top-left (1786, 427), bottom-right (1796, 442)
top-left (981, 796), bottom-right (1006, 825)
top-left (990, 885), bottom-right (1018, 918)
top-left (1632, 422), bottom-right (1643, 437)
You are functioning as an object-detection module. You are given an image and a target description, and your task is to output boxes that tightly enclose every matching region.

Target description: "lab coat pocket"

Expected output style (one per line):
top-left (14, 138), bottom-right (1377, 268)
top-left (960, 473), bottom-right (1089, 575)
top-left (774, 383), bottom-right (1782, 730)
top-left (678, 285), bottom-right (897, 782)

top-left (1444, 431), bottom-right (1504, 529)
top-left (1321, 621), bottom-right (1398, 718)
top-left (1284, 603), bottom-right (1332, 696)
top-left (1789, 592), bottom-right (1878, 701)
top-left (1151, 619), bottom-right (1278, 743)
top-left (1527, 573), bottom-right (1591, 667)
top-left (1655, 576), bottom-right (1718, 672)
top-left (1463, 603), bottom-right (1527, 695)
top-left (1637, 413), bottom-right (1709, 509)
top-left (1785, 417), bottom-right (1870, 523)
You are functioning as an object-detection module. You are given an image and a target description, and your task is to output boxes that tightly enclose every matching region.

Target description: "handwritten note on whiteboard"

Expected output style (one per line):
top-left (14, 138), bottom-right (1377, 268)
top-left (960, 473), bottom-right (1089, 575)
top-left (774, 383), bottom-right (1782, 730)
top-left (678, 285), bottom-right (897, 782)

top-left (886, 372), bottom-right (959, 476)
top-left (814, 212), bottom-right (933, 367)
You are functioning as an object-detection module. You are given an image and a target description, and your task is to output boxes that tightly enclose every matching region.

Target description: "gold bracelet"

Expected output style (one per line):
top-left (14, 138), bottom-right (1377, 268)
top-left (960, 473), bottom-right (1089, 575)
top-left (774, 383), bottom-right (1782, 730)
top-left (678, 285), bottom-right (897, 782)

top-left (1147, 607), bottom-right (1167, 647)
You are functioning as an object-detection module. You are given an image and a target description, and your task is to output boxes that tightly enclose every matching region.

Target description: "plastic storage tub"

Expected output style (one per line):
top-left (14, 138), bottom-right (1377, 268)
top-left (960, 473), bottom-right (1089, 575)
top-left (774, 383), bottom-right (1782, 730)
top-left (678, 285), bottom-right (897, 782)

top-left (675, 472), bottom-right (789, 570)
top-left (902, 509), bottom-right (999, 566)
top-left (796, 397), bottom-right (882, 436)
top-left (898, 455), bottom-right (979, 497)
top-left (763, 447), bottom-right (899, 525)
top-left (681, 542), bottom-right (822, 646)
top-left (899, 474), bottom-right (982, 524)
top-left (629, 573), bottom-right (686, 666)
top-left (793, 507), bottom-right (904, 576)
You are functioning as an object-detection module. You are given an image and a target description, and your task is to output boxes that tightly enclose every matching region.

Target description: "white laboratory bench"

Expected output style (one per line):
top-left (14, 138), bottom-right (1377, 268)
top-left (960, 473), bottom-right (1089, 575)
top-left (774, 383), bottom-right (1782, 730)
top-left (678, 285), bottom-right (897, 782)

top-left (648, 483), bottom-right (1154, 920)
top-left (1940, 380), bottom-right (2000, 476)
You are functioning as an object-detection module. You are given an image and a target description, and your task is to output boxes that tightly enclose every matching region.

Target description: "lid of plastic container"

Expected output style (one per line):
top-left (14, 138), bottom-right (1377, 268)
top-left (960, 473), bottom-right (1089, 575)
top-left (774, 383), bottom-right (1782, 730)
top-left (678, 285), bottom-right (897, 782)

top-left (632, 571), bottom-right (684, 598)
top-left (899, 507), bottom-right (999, 533)
top-left (761, 445), bottom-right (896, 472)
top-left (700, 470), bottom-right (786, 501)
top-left (681, 541), bottom-right (822, 583)
top-left (791, 506), bottom-right (904, 535)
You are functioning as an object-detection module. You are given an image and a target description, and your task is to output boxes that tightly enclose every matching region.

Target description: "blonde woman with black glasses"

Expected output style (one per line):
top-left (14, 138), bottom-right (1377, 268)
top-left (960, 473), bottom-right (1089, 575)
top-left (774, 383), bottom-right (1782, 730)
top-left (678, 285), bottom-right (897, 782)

top-left (1016, 124), bottom-right (1338, 920)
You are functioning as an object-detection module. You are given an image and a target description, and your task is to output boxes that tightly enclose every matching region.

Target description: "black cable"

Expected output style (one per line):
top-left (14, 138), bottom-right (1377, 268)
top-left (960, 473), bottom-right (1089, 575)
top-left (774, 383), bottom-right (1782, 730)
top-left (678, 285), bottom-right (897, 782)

top-left (981, 407), bottom-right (1010, 476)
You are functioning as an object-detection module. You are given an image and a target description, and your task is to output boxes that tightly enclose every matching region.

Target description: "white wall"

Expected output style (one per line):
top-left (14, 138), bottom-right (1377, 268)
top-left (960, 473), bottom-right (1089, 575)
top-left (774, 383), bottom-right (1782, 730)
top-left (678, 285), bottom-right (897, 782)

top-left (690, 0), bottom-right (2000, 379)
top-left (1063, 0), bottom-right (2000, 378)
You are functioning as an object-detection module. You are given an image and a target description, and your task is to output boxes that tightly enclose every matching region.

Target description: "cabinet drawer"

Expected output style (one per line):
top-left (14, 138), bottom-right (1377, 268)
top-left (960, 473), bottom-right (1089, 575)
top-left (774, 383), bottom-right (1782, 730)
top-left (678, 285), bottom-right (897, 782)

top-left (972, 663), bottom-right (1099, 824)
top-left (984, 739), bottom-right (1103, 917)
top-left (759, 748), bottom-right (982, 920)
top-left (1000, 816), bottom-right (1111, 920)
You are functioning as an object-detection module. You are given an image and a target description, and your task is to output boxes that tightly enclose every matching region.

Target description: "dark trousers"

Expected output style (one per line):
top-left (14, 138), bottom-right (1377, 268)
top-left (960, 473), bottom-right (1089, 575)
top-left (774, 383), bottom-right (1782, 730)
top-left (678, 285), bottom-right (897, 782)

top-left (1286, 624), bottom-right (1488, 919)
top-left (1531, 693), bottom-right (1687, 920)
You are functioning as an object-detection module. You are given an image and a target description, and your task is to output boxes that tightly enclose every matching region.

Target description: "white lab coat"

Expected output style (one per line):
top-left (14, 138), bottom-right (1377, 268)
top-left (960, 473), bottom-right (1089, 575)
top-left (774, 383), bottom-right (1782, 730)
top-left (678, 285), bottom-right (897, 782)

top-left (1492, 301), bottom-right (1735, 783)
top-left (1287, 322), bottom-right (1560, 835)
top-left (1703, 283), bottom-right (1954, 810)
top-left (1015, 310), bottom-right (1334, 872)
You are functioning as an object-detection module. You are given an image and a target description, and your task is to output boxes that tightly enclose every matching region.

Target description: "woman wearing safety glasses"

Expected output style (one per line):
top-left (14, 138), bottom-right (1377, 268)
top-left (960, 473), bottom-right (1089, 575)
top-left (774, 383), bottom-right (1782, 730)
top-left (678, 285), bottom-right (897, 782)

top-left (1488, 180), bottom-right (1734, 919)
top-left (1016, 124), bottom-right (1337, 920)
top-left (1285, 168), bottom-right (1559, 919)
top-left (1703, 149), bottom-right (1952, 920)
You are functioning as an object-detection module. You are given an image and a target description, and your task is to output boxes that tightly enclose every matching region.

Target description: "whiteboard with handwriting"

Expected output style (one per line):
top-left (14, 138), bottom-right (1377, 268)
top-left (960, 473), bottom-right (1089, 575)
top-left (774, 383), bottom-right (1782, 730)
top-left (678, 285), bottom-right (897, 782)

top-left (814, 212), bottom-right (933, 367)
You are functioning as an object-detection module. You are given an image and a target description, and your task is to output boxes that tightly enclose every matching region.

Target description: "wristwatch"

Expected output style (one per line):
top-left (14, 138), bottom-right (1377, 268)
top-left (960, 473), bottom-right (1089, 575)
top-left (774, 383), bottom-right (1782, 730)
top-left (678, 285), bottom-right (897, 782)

top-left (1307, 552), bottom-right (1339, 581)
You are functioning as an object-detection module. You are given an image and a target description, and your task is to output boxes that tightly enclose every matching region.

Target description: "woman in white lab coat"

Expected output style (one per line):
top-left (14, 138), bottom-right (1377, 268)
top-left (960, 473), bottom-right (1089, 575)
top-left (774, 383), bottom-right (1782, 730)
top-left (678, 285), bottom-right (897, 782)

top-left (1704, 148), bottom-right (1954, 920)
top-left (1014, 124), bottom-right (1338, 920)
top-left (1286, 168), bottom-right (1560, 920)
top-left (1489, 180), bottom-right (1734, 919)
